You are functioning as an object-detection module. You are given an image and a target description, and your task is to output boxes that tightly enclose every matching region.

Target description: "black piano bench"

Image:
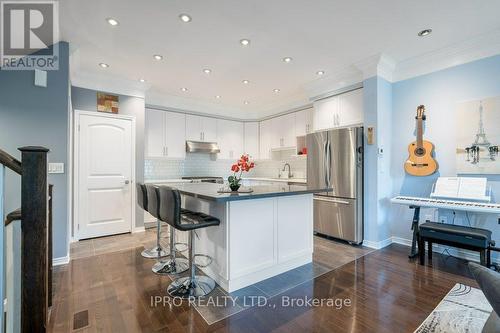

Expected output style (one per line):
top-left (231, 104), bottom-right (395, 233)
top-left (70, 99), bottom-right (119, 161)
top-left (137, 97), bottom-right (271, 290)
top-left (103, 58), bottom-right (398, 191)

top-left (418, 222), bottom-right (495, 268)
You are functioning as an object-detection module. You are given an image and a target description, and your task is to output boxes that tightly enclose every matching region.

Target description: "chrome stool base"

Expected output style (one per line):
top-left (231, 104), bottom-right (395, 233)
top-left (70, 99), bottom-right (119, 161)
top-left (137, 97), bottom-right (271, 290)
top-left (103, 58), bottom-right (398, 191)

top-left (141, 246), bottom-right (168, 259)
top-left (152, 258), bottom-right (189, 275)
top-left (167, 276), bottom-right (216, 298)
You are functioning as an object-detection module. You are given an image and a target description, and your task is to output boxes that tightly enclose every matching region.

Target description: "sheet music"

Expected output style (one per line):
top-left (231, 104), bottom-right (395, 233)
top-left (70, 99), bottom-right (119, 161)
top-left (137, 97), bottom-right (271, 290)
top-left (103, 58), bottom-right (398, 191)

top-left (431, 177), bottom-right (488, 201)
top-left (433, 177), bottom-right (461, 198)
top-left (458, 177), bottom-right (487, 200)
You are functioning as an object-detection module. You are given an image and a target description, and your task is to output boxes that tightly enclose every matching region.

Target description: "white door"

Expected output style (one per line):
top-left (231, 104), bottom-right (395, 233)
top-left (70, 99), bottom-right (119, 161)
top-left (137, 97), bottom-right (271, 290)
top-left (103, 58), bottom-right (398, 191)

top-left (280, 113), bottom-right (296, 147)
top-left (165, 111), bottom-right (186, 158)
top-left (259, 119), bottom-right (273, 159)
top-left (76, 112), bottom-right (135, 239)
top-left (145, 108), bottom-right (165, 158)
top-left (295, 108), bottom-right (314, 136)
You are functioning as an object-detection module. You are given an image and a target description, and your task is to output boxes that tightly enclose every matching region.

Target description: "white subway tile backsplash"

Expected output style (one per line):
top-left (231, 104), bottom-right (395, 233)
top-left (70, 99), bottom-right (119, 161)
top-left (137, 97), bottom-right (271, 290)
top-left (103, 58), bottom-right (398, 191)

top-left (144, 153), bottom-right (307, 181)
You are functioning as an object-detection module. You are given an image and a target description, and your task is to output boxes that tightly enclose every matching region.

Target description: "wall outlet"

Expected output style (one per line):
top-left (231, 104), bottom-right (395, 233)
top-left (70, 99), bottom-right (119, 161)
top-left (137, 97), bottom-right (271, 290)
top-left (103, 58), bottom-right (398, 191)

top-left (48, 163), bottom-right (64, 174)
top-left (439, 216), bottom-right (448, 224)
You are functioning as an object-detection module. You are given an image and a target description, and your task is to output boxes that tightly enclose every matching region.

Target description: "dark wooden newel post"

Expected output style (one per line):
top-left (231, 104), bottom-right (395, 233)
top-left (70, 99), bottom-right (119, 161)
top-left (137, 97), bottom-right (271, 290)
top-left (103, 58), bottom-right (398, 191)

top-left (19, 146), bottom-right (49, 333)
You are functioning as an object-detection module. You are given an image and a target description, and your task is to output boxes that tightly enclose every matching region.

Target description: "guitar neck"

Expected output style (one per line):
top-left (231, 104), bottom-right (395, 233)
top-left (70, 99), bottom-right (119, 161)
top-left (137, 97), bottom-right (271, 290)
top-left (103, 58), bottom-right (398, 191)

top-left (416, 118), bottom-right (423, 148)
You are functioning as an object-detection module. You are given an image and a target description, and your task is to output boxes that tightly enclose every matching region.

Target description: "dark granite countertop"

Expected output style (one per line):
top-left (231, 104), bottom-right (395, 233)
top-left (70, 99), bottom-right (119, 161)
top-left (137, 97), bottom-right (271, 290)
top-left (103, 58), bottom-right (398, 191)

top-left (152, 182), bottom-right (330, 202)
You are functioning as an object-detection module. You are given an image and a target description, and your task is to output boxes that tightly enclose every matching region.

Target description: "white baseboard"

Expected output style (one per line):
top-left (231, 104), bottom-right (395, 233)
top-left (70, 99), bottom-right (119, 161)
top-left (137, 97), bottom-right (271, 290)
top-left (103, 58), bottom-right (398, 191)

top-left (53, 255), bottom-right (70, 266)
top-left (363, 237), bottom-right (393, 250)
top-left (132, 226), bottom-right (146, 233)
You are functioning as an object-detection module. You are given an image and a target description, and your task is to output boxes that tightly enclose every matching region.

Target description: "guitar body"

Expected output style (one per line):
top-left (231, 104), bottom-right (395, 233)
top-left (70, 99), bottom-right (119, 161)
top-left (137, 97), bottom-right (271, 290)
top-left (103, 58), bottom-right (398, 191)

top-left (405, 140), bottom-right (438, 176)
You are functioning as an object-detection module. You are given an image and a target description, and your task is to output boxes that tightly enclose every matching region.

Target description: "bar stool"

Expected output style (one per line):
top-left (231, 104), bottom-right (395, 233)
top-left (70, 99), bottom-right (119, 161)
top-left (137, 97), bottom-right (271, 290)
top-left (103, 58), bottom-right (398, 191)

top-left (151, 186), bottom-right (189, 275)
top-left (139, 184), bottom-right (168, 259)
top-left (157, 186), bottom-right (220, 298)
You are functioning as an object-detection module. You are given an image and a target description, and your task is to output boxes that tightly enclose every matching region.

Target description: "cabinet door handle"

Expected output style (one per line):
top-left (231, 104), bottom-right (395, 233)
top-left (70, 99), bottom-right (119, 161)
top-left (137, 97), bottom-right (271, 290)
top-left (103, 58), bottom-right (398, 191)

top-left (165, 146), bottom-right (168, 157)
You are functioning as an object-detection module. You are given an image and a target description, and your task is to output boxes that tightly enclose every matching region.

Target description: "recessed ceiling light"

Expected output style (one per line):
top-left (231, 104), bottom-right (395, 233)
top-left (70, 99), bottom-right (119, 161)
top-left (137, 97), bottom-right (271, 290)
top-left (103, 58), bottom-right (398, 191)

top-left (153, 54), bottom-right (163, 61)
top-left (139, 78), bottom-right (146, 83)
top-left (181, 87), bottom-right (188, 92)
top-left (215, 95), bottom-right (221, 99)
top-left (316, 70), bottom-right (325, 76)
top-left (203, 68), bottom-right (212, 74)
top-left (244, 101), bottom-right (250, 105)
top-left (418, 29), bottom-right (432, 37)
top-left (179, 14), bottom-right (192, 23)
top-left (106, 18), bottom-right (119, 26)
top-left (273, 89), bottom-right (280, 93)
top-left (240, 39), bottom-right (250, 46)
top-left (242, 80), bottom-right (249, 84)
top-left (99, 63), bottom-right (109, 68)
top-left (283, 57), bottom-right (293, 63)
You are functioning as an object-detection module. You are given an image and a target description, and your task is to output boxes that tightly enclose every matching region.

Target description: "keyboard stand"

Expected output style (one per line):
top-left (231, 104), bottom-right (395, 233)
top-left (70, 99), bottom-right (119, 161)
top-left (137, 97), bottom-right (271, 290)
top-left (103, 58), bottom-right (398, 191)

top-left (409, 206), bottom-right (421, 258)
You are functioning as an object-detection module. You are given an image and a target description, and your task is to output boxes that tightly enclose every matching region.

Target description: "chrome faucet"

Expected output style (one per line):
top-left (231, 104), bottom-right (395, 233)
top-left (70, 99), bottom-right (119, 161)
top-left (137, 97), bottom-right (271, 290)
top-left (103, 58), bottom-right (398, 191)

top-left (282, 163), bottom-right (292, 178)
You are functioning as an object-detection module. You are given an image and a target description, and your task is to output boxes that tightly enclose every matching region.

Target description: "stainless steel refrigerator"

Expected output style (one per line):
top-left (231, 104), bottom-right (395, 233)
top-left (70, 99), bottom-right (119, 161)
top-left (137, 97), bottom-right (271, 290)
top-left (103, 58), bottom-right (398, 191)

top-left (307, 126), bottom-right (363, 244)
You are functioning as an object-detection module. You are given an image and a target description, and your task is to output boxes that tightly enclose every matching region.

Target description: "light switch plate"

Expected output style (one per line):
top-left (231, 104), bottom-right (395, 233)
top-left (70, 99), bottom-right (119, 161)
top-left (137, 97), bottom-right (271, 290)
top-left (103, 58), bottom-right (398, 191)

top-left (48, 163), bottom-right (64, 174)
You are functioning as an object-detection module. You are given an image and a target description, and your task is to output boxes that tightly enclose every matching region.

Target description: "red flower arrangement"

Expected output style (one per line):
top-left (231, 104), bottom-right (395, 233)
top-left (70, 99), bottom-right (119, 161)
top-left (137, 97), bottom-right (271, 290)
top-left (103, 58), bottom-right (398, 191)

top-left (228, 154), bottom-right (255, 191)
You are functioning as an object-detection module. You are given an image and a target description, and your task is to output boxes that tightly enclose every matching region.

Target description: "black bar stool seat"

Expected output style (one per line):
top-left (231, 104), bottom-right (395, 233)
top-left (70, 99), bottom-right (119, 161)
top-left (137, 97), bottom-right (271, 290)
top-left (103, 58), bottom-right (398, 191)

top-left (139, 184), bottom-right (168, 259)
top-left (156, 186), bottom-right (220, 298)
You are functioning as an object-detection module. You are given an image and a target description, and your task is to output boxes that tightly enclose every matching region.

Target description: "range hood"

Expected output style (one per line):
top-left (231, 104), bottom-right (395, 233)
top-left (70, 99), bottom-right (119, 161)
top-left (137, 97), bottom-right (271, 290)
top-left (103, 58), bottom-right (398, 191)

top-left (186, 141), bottom-right (220, 154)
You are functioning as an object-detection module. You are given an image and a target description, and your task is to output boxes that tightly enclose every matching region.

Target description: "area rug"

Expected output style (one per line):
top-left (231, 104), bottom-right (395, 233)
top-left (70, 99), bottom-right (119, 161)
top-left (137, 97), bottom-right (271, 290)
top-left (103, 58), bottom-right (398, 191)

top-left (414, 283), bottom-right (492, 333)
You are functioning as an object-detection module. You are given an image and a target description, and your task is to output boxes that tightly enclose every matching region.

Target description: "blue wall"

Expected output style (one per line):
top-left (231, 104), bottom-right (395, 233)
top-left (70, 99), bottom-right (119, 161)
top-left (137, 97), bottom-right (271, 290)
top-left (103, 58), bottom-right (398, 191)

top-left (390, 54), bottom-right (500, 261)
top-left (0, 42), bottom-right (70, 259)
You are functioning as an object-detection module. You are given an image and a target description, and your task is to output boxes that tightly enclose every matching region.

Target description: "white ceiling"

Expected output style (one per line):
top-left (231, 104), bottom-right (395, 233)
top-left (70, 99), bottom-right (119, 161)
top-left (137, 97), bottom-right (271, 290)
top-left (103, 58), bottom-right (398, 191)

top-left (61, 0), bottom-right (500, 119)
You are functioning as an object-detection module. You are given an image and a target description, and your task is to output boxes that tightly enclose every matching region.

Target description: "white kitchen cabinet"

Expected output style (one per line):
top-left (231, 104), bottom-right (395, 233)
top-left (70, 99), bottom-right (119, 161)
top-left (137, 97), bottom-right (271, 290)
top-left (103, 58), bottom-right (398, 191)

top-left (278, 113), bottom-right (296, 148)
top-left (313, 88), bottom-right (364, 130)
top-left (295, 108), bottom-right (314, 136)
top-left (145, 109), bottom-right (186, 159)
top-left (164, 112), bottom-right (186, 158)
top-left (259, 119), bottom-right (273, 160)
top-left (145, 109), bottom-right (166, 158)
top-left (185, 115), bottom-right (217, 142)
top-left (313, 96), bottom-right (338, 131)
top-left (244, 122), bottom-right (259, 160)
top-left (217, 119), bottom-right (244, 160)
top-left (338, 88), bottom-right (364, 127)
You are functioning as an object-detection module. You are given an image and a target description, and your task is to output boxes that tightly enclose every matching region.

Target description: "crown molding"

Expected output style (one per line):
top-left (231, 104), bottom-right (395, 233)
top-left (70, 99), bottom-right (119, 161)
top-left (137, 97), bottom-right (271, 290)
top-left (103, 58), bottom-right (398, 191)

top-left (393, 29), bottom-right (500, 82)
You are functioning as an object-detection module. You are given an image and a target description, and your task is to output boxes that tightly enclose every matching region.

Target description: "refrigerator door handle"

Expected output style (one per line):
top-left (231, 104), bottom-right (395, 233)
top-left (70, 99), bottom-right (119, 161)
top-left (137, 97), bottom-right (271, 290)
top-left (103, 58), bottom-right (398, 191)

top-left (326, 140), bottom-right (332, 187)
top-left (323, 140), bottom-right (329, 186)
top-left (313, 196), bottom-right (350, 205)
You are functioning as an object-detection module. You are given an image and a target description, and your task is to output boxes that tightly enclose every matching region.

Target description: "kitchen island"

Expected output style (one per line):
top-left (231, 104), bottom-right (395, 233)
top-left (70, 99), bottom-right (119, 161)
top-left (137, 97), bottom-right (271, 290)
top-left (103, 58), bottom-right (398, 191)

top-left (155, 182), bottom-right (328, 292)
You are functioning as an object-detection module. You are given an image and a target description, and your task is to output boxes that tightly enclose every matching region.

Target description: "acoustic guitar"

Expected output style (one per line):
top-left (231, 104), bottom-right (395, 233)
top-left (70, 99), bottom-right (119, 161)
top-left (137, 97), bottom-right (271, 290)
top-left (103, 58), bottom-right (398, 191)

top-left (404, 105), bottom-right (438, 176)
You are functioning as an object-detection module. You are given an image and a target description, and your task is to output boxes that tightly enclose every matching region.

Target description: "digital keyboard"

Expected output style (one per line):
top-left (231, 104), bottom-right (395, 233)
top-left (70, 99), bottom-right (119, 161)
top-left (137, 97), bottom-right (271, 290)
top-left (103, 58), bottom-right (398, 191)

top-left (391, 196), bottom-right (500, 214)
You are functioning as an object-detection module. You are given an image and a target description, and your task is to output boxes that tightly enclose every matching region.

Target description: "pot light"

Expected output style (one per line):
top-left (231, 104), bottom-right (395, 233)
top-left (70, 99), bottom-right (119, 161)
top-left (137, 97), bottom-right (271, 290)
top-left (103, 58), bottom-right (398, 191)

top-left (240, 39), bottom-right (250, 46)
top-left (203, 68), bottom-right (212, 74)
top-left (215, 95), bottom-right (221, 99)
top-left (139, 78), bottom-right (146, 83)
top-left (181, 87), bottom-right (188, 92)
top-left (99, 63), bottom-right (109, 68)
top-left (316, 70), bottom-right (325, 76)
top-left (273, 89), bottom-right (280, 93)
top-left (418, 29), bottom-right (432, 37)
top-left (153, 54), bottom-right (163, 60)
top-left (179, 14), bottom-right (192, 23)
top-left (106, 18), bottom-right (119, 26)
top-left (242, 80), bottom-right (249, 84)
top-left (244, 101), bottom-right (250, 105)
top-left (283, 57), bottom-right (293, 63)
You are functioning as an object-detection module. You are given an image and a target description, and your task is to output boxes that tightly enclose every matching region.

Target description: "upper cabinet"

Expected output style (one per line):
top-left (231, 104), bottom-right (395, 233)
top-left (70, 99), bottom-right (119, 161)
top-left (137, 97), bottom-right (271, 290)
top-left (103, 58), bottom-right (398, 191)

top-left (244, 122), bottom-right (259, 160)
top-left (338, 88), bottom-right (364, 127)
top-left (276, 113), bottom-right (296, 148)
top-left (313, 88), bottom-right (364, 131)
top-left (185, 115), bottom-right (217, 142)
top-left (295, 108), bottom-right (314, 137)
top-left (145, 109), bottom-right (186, 159)
top-left (217, 119), bottom-right (244, 160)
top-left (259, 119), bottom-right (273, 160)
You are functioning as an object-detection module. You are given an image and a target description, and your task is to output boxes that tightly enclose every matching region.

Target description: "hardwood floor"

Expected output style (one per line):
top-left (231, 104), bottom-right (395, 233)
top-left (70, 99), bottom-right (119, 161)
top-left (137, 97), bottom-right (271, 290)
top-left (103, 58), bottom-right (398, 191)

top-left (49, 236), bottom-right (476, 333)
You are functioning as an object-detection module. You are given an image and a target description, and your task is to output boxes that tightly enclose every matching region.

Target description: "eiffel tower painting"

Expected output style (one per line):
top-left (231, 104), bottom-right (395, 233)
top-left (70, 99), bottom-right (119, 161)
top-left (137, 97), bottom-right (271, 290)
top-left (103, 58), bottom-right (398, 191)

top-left (456, 97), bottom-right (500, 174)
